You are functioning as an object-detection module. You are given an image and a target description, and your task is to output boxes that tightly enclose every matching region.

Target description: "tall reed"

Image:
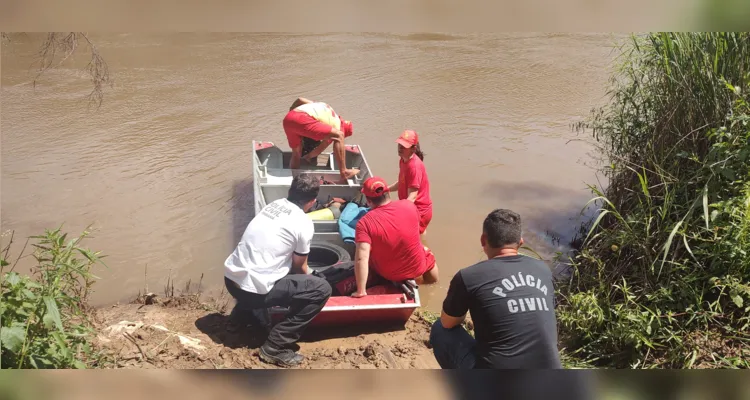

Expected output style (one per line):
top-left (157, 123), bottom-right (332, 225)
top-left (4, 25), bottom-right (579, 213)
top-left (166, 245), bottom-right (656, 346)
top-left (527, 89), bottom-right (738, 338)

top-left (558, 33), bottom-right (750, 368)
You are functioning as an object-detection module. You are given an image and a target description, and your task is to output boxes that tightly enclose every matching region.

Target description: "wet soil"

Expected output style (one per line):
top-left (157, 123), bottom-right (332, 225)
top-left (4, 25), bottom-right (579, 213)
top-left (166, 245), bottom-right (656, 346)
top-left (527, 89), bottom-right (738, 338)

top-left (93, 293), bottom-right (441, 369)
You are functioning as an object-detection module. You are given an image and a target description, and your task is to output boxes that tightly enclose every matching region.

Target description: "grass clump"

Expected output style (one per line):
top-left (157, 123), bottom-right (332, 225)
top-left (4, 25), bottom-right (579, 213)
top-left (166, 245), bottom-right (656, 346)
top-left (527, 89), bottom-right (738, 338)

top-left (558, 32), bottom-right (750, 368)
top-left (1, 227), bottom-right (107, 369)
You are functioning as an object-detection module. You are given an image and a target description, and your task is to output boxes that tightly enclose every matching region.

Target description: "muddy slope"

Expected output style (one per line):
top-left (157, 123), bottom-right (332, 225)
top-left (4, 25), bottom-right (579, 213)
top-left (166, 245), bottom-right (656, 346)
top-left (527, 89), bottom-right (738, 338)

top-left (93, 294), bottom-right (440, 369)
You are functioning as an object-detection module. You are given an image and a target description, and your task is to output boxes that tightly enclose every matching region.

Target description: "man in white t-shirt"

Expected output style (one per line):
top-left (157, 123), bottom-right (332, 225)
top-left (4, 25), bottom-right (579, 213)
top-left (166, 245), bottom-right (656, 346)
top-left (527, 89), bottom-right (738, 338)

top-left (224, 173), bottom-right (332, 367)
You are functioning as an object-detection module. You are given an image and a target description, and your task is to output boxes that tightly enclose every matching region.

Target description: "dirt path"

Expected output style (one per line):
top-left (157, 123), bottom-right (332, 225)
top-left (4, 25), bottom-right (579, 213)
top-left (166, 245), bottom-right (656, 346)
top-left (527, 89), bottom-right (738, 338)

top-left (93, 293), bottom-right (441, 369)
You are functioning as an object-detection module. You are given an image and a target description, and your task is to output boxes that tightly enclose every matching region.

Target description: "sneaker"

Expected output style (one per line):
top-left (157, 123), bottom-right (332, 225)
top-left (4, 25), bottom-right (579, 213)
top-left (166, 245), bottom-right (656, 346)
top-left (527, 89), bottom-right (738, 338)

top-left (259, 344), bottom-right (304, 367)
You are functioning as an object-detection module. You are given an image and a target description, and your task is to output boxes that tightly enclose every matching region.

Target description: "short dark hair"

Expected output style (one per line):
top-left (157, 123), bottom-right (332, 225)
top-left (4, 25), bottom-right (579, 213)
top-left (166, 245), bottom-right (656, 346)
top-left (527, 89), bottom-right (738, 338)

top-left (483, 209), bottom-right (522, 248)
top-left (366, 191), bottom-right (389, 207)
top-left (287, 173), bottom-right (320, 207)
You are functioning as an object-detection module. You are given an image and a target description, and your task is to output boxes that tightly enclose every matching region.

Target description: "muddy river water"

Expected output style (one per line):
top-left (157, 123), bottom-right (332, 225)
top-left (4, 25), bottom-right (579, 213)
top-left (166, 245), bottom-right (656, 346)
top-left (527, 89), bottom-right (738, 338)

top-left (2, 33), bottom-right (622, 309)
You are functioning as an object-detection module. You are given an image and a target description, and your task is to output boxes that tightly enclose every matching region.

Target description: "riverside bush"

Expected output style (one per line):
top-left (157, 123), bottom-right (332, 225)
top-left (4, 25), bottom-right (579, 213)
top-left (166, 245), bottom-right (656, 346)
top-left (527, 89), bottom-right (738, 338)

top-left (1, 227), bottom-right (106, 369)
top-left (559, 32), bottom-right (750, 368)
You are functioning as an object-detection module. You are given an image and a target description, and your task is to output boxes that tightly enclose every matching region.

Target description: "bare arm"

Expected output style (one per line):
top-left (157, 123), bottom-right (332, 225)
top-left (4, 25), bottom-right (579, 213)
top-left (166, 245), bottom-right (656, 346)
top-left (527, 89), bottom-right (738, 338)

top-left (440, 310), bottom-right (466, 329)
top-left (406, 187), bottom-right (418, 202)
top-left (289, 144), bottom-right (303, 170)
top-left (326, 127), bottom-right (345, 143)
top-left (289, 97), bottom-right (313, 110)
top-left (388, 181), bottom-right (399, 192)
top-left (291, 252), bottom-right (310, 275)
top-left (351, 242), bottom-right (371, 297)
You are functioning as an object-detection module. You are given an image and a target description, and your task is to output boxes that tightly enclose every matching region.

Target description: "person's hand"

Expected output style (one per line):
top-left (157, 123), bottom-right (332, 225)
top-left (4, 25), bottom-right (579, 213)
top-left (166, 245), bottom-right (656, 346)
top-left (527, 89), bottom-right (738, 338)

top-left (351, 291), bottom-right (367, 298)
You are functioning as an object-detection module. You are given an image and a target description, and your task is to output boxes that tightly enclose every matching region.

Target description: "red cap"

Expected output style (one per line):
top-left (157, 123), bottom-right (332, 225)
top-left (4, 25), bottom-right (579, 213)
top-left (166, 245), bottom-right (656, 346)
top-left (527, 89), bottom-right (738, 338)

top-left (361, 176), bottom-right (388, 198)
top-left (341, 120), bottom-right (353, 137)
top-left (395, 129), bottom-right (418, 148)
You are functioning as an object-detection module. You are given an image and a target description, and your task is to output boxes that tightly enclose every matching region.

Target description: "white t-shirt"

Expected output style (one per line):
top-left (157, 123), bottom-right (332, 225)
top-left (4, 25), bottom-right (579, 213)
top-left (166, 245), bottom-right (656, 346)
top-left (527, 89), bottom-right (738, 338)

top-left (224, 198), bottom-right (315, 294)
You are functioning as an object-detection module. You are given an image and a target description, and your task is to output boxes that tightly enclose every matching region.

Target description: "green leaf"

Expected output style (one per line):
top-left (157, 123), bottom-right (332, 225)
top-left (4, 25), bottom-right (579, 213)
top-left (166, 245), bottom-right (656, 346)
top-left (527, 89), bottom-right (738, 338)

top-left (0, 325), bottom-right (26, 353)
top-left (51, 332), bottom-right (71, 359)
top-left (584, 210), bottom-right (611, 245)
top-left (21, 289), bottom-right (37, 300)
top-left (73, 360), bottom-right (87, 369)
top-left (702, 184), bottom-right (710, 229)
top-left (5, 273), bottom-right (21, 286)
top-left (682, 235), bottom-right (699, 264)
top-left (658, 220), bottom-right (683, 277)
top-left (0, 259), bottom-right (8, 267)
top-left (710, 209), bottom-right (720, 222)
top-left (43, 296), bottom-right (64, 332)
top-left (732, 295), bottom-right (744, 308)
top-left (686, 350), bottom-right (698, 368)
top-left (43, 313), bottom-right (55, 330)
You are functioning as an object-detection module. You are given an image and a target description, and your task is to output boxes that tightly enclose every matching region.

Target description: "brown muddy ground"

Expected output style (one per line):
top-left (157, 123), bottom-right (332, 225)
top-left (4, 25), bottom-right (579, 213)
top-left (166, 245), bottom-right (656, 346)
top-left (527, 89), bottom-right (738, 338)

top-left (93, 293), bottom-right (442, 370)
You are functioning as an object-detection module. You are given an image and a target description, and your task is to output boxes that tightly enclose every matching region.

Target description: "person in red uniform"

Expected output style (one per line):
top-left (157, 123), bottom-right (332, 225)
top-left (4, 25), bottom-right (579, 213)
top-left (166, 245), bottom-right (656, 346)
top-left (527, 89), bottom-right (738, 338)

top-left (282, 97), bottom-right (359, 182)
top-left (351, 176), bottom-right (439, 298)
top-left (388, 130), bottom-right (433, 235)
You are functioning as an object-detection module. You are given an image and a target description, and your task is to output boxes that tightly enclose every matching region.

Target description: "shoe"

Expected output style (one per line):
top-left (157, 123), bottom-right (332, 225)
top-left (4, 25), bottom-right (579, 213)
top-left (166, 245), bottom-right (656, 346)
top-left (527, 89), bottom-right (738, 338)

top-left (259, 344), bottom-right (304, 368)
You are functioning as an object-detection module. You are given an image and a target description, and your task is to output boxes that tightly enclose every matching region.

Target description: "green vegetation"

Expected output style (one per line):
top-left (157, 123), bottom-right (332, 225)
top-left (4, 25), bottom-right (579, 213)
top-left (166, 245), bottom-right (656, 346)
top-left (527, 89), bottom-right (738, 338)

top-left (1, 227), bottom-right (107, 369)
top-left (558, 33), bottom-right (750, 368)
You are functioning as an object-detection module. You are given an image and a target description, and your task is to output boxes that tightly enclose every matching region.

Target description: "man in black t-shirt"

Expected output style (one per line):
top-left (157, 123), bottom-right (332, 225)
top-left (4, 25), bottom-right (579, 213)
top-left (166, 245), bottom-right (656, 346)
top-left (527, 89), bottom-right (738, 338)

top-left (430, 209), bottom-right (562, 369)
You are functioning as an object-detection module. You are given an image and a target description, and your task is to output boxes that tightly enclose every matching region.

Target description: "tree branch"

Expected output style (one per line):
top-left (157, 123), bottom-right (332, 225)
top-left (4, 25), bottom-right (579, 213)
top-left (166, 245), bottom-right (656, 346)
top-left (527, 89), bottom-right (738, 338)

top-left (32, 32), bottom-right (112, 110)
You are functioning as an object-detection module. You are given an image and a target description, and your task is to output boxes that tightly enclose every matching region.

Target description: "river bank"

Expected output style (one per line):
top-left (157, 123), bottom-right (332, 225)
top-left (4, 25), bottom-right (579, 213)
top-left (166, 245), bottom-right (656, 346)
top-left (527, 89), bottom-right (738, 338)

top-left (92, 289), bottom-right (444, 369)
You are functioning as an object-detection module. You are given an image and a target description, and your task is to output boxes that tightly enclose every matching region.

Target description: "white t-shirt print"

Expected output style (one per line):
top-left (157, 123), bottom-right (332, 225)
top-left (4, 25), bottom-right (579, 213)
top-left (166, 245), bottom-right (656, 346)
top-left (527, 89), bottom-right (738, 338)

top-left (224, 198), bottom-right (314, 294)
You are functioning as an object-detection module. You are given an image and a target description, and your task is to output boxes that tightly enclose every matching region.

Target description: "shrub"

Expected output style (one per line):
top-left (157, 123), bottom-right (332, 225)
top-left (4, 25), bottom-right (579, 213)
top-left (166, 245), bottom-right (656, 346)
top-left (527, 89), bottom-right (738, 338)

top-left (558, 33), bottom-right (750, 368)
top-left (1, 227), bottom-right (106, 369)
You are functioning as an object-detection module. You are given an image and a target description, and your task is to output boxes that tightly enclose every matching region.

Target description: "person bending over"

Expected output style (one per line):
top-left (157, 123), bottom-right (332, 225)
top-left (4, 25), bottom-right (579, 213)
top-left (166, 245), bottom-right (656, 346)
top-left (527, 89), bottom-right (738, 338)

top-left (430, 209), bottom-right (561, 369)
top-left (283, 97), bottom-right (359, 181)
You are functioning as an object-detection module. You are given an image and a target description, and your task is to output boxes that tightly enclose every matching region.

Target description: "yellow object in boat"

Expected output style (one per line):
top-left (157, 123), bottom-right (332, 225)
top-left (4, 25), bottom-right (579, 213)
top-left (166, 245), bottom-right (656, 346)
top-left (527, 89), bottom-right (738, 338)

top-left (307, 203), bottom-right (343, 221)
top-left (307, 207), bottom-right (335, 220)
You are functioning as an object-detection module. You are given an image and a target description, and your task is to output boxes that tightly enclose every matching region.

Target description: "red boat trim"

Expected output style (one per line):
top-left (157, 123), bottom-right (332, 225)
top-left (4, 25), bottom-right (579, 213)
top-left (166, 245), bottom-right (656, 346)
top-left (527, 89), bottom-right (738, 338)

top-left (255, 141), bottom-right (275, 150)
top-left (320, 288), bottom-right (421, 311)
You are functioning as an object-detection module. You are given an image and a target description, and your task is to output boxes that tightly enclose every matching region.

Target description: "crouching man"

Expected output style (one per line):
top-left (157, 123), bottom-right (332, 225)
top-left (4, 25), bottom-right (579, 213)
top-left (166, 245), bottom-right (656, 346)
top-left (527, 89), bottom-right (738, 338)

top-left (430, 209), bottom-right (562, 369)
top-left (223, 173), bottom-right (332, 367)
top-left (350, 176), bottom-right (439, 298)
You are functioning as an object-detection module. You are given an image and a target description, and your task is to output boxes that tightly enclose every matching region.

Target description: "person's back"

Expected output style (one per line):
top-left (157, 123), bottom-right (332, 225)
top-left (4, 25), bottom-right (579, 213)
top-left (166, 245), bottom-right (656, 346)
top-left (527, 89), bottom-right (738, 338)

top-left (449, 255), bottom-right (561, 369)
top-left (356, 199), bottom-right (425, 281)
top-left (225, 197), bottom-right (314, 295)
top-left (431, 208), bottom-right (561, 369)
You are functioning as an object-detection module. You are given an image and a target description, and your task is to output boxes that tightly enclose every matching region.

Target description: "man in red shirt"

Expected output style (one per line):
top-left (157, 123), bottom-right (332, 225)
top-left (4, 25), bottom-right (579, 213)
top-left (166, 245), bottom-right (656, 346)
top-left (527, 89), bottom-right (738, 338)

top-left (283, 97), bottom-right (359, 182)
top-left (351, 176), bottom-right (439, 298)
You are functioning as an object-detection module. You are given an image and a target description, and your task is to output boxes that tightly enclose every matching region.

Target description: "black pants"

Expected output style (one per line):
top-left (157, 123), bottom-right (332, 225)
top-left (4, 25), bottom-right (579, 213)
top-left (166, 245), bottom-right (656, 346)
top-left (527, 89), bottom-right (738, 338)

top-left (430, 319), bottom-right (477, 369)
top-left (224, 275), bottom-right (332, 349)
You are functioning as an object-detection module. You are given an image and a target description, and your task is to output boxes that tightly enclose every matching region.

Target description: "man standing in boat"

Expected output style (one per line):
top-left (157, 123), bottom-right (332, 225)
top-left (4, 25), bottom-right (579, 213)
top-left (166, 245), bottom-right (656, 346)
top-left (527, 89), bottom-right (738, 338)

top-left (429, 209), bottom-right (562, 369)
top-left (223, 173), bottom-right (332, 368)
top-left (350, 176), bottom-right (439, 298)
top-left (283, 97), bottom-right (360, 182)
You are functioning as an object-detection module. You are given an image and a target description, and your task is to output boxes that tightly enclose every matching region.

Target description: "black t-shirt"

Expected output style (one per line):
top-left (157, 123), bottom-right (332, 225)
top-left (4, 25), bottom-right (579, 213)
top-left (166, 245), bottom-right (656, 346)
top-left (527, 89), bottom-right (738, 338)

top-left (442, 254), bottom-right (562, 369)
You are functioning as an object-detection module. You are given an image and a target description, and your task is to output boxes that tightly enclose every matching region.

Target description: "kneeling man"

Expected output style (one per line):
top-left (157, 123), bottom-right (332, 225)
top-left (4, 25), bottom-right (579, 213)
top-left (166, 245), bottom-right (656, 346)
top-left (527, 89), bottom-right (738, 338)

top-left (351, 176), bottom-right (439, 298)
top-left (224, 173), bottom-right (332, 367)
top-left (430, 209), bottom-right (562, 369)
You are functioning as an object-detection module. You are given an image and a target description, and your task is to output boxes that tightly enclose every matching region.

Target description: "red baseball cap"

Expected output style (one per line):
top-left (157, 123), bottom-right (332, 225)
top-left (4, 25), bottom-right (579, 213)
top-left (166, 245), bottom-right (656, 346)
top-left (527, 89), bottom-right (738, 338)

top-left (361, 176), bottom-right (389, 198)
top-left (341, 120), bottom-right (353, 137)
top-left (395, 129), bottom-right (418, 148)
